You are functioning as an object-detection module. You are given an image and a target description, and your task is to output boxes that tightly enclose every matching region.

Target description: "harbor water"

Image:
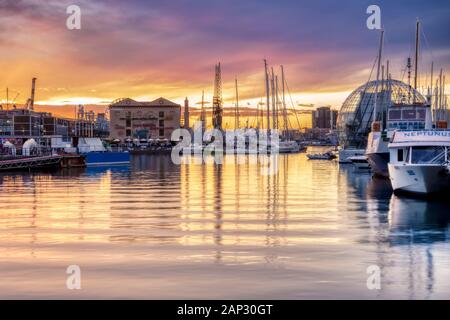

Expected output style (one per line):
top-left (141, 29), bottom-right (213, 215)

top-left (0, 152), bottom-right (449, 299)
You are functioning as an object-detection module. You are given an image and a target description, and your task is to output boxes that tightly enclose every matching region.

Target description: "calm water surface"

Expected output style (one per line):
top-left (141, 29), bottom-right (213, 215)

top-left (0, 153), bottom-right (449, 299)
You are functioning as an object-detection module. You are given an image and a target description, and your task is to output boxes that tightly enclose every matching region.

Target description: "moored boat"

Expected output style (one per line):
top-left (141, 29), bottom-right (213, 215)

top-left (349, 155), bottom-right (371, 170)
top-left (307, 151), bottom-right (336, 160)
top-left (388, 130), bottom-right (450, 195)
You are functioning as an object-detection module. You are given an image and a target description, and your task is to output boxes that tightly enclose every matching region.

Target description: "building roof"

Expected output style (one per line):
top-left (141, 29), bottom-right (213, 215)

top-left (109, 97), bottom-right (180, 108)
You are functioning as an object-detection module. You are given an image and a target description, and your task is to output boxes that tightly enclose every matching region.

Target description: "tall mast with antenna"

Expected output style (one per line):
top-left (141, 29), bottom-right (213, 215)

top-left (414, 19), bottom-right (420, 103)
top-left (407, 58), bottom-right (412, 102)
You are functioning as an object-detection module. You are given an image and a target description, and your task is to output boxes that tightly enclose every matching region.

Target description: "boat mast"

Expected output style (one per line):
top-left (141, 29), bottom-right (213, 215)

top-left (264, 59), bottom-right (271, 131)
top-left (271, 67), bottom-right (276, 131)
top-left (235, 77), bottom-right (239, 130)
top-left (275, 75), bottom-right (279, 132)
top-left (414, 19), bottom-right (420, 103)
top-left (281, 65), bottom-right (289, 139)
top-left (373, 30), bottom-right (384, 124)
top-left (439, 69), bottom-right (443, 120)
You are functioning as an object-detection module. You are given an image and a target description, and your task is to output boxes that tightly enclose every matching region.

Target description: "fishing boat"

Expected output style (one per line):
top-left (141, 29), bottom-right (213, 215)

top-left (388, 130), bottom-right (450, 195)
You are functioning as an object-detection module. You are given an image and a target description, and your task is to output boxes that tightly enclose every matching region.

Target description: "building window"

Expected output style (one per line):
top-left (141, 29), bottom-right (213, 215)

top-left (159, 111), bottom-right (164, 118)
top-left (159, 119), bottom-right (164, 127)
top-left (126, 129), bottom-right (131, 137)
top-left (126, 119), bottom-right (131, 127)
top-left (159, 128), bottom-right (164, 137)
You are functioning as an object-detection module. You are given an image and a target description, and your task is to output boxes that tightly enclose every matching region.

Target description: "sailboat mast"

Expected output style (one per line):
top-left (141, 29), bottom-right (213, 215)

top-left (439, 69), bottom-right (443, 120)
top-left (275, 75), bottom-right (279, 131)
top-left (264, 59), bottom-right (270, 131)
top-left (373, 30), bottom-right (384, 123)
top-left (235, 77), bottom-right (239, 130)
top-left (414, 19), bottom-right (420, 103)
top-left (281, 65), bottom-right (288, 138)
top-left (271, 68), bottom-right (276, 130)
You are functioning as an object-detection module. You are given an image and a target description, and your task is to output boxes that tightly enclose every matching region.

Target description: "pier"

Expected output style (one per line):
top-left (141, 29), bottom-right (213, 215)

top-left (0, 154), bottom-right (86, 171)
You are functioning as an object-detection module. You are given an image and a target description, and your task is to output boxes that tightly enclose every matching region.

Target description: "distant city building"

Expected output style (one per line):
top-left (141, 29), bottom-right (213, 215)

top-left (312, 106), bottom-right (338, 129)
top-left (109, 97), bottom-right (181, 142)
top-left (0, 109), bottom-right (94, 139)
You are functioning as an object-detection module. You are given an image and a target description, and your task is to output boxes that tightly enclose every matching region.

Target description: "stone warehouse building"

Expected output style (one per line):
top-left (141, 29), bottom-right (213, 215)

top-left (109, 97), bottom-right (181, 141)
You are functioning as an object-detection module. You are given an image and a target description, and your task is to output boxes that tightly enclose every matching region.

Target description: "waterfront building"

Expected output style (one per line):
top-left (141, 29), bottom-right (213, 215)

top-left (0, 109), bottom-right (95, 139)
top-left (109, 97), bottom-right (181, 141)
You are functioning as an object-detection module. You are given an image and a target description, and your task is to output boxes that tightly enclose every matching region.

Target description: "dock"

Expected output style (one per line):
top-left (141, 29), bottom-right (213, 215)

top-left (0, 154), bottom-right (86, 171)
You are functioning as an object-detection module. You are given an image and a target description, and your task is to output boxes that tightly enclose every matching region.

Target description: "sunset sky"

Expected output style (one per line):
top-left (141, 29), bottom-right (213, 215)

top-left (0, 0), bottom-right (449, 117)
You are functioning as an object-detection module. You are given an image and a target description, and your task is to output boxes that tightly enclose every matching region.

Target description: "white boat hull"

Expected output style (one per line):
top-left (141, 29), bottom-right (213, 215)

top-left (278, 141), bottom-right (300, 153)
top-left (388, 163), bottom-right (450, 195)
top-left (338, 148), bottom-right (365, 163)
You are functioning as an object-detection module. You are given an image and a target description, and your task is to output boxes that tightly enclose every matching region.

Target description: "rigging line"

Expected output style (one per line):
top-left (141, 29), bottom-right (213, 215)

top-left (346, 54), bottom-right (378, 147)
top-left (283, 78), bottom-right (302, 130)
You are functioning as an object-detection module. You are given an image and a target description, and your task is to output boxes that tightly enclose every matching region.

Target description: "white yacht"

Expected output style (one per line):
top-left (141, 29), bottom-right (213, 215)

top-left (388, 130), bottom-right (450, 195)
top-left (278, 140), bottom-right (300, 153)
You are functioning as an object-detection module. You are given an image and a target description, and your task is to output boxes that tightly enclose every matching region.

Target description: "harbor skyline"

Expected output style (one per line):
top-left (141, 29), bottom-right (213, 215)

top-left (1, 0), bottom-right (450, 305)
top-left (1, 0), bottom-right (449, 109)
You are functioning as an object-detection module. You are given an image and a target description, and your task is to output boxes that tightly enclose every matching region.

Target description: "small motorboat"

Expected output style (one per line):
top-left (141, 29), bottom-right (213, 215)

top-left (349, 155), bottom-right (371, 170)
top-left (278, 140), bottom-right (300, 153)
top-left (307, 151), bottom-right (336, 160)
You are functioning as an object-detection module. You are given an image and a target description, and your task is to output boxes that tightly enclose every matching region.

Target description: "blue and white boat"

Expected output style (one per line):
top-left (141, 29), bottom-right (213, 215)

top-left (77, 138), bottom-right (130, 167)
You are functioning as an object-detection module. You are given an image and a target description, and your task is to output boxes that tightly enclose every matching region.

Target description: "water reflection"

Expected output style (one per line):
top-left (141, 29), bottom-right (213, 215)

top-left (0, 154), bottom-right (449, 299)
top-left (388, 196), bottom-right (450, 245)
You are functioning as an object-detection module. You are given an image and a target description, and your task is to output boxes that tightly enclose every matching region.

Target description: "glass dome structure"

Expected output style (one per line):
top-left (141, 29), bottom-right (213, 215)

top-left (337, 79), bottom-right (427, 148)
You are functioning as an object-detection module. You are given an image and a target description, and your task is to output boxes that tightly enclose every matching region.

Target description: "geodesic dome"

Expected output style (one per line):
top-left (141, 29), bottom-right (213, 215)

top-left (337, 79), bottom-right (426, 148)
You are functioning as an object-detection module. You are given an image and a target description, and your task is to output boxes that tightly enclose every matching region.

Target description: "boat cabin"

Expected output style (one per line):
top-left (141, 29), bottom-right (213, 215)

top-left (389, 130), bottom-right (450, 165)
top-left (387, 104), bottom-right (432, 131)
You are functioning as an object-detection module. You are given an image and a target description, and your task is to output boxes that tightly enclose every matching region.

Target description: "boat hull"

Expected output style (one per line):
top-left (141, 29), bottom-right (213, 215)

top-left (366, 152), bottom-right (389, 177)
top-left (338, 149), bottom-right (365, 163)
top-left (388, 164), bottom-right (450, 195)
top-left (85, 152), bottom-right (130, 166)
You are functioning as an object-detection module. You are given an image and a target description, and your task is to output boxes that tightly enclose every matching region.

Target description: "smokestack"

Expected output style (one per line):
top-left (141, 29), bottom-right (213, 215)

top-left (184, 97), bottom-right (190, 129)
top-left (30, 77), bottom-right (37, 110)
